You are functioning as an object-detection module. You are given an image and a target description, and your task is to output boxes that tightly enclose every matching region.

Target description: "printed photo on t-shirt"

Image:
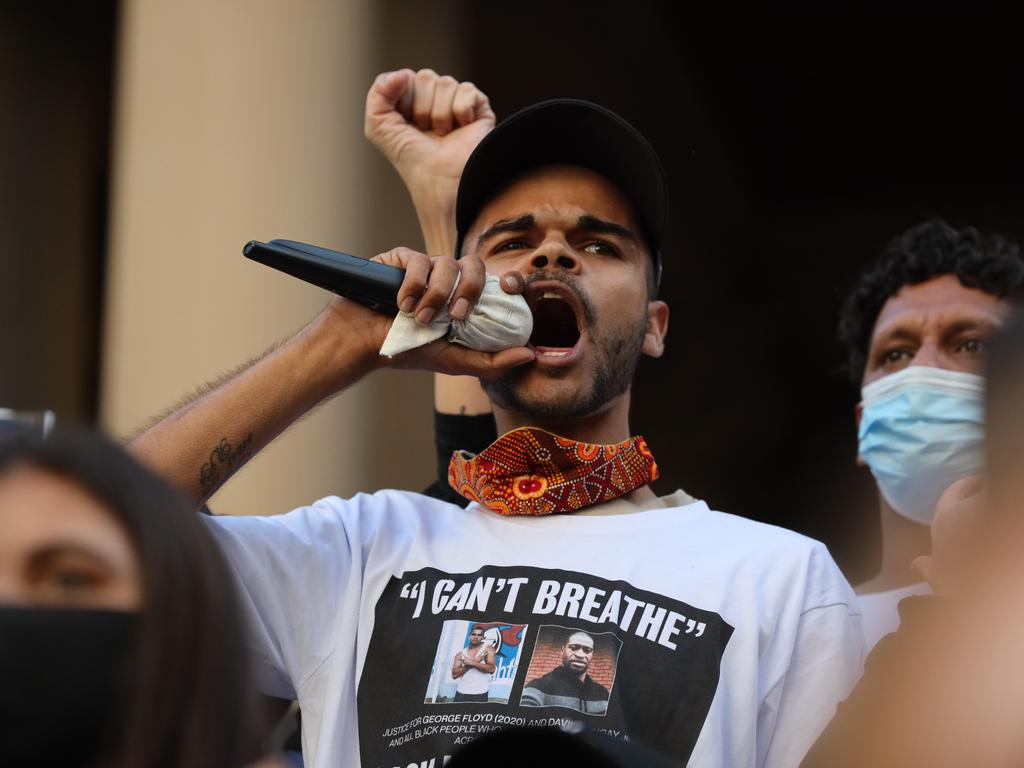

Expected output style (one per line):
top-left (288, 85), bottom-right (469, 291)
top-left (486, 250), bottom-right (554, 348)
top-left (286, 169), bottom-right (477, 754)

top-left (424, 619), bottom-right (528, 704)
top-left (519, 625), bottom-right (622, 716)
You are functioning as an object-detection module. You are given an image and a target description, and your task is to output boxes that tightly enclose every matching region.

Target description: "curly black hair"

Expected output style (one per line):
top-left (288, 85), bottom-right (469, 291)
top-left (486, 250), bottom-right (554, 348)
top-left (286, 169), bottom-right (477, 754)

top-left (838, 218), bottom-right (1024, 384)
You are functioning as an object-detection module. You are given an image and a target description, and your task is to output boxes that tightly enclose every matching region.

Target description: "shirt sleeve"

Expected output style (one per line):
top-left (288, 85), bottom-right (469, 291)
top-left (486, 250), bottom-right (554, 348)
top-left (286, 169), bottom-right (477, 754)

top-left (202, 498), bottom-right (360, 699)
top-left (759, 545), bottom-right (866, 768)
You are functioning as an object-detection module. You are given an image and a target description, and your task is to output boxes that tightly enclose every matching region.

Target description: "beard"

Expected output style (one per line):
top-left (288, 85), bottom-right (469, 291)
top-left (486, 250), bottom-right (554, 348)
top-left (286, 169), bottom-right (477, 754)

top-left (482, 291), bottom-right (648, 421)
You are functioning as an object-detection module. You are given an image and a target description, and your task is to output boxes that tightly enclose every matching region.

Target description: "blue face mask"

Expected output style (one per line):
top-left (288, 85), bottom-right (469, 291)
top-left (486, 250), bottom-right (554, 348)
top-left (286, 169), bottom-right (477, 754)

top-left (857, 366), bottom-right (985, 525)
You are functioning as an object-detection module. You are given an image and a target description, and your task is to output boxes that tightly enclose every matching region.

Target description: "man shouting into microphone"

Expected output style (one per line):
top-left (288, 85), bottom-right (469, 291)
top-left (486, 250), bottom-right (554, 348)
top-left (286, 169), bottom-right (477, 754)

top-left (131, 69), bottom-right (862, 767)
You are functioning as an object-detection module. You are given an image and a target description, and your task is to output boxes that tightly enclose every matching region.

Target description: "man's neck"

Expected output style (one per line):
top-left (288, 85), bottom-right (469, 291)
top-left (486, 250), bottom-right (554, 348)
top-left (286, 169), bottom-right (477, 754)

top-left (492, 393), bottom-right (633, 445)
top-left (856, 496), bottom-right (932, 594)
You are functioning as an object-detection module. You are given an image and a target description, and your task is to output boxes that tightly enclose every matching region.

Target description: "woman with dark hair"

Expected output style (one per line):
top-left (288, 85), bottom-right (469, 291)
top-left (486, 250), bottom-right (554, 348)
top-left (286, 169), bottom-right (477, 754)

top-left (0, 427), bottom-right (259, 768)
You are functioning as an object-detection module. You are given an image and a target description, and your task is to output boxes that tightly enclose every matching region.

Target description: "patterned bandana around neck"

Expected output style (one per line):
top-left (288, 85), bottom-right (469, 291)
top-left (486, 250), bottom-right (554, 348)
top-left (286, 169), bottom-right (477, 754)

top-left (448, 427), bottom-right (659, 516)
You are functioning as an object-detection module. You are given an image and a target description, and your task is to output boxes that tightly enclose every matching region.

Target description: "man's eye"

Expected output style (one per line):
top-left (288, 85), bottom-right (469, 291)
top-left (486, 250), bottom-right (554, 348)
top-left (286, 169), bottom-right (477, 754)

top-left (958, 337), bottom-right (989, 354)
top-left (582, 241), bottom-right (617, 256)
top-left (881, 348), bottom-right (910, 364)
top-left (493, 239), bottom-right (528, 253)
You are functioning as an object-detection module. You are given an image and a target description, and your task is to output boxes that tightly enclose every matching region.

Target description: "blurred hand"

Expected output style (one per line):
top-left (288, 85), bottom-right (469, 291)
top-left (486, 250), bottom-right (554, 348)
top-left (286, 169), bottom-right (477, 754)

top-left (912, 474), bottom-right (985, 595)
top-left (364, 69), bottom-right (495, 196)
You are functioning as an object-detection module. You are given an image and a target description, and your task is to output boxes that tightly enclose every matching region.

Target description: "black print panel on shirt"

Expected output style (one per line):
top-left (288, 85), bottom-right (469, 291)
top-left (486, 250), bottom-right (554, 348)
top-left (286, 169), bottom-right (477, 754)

top-left (356, 566), bottom-right (734, 767)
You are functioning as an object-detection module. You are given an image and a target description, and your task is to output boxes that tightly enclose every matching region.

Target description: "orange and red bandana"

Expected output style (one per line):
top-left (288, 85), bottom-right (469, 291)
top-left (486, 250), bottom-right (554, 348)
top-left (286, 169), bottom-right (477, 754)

top-left (448, 426), bottom-right (658, 516)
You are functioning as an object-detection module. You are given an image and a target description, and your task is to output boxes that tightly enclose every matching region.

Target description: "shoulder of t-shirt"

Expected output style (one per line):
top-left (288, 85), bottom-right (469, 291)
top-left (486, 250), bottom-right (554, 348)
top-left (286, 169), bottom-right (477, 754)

top-left (288, 488), bottom-right (472, 530)
top-left (665, 495), bottom-right (833, 557)
top-left (305, 488), bottom-right (465, 512)
top-left (205, 489), bottom-right (471, 542)
top-left (666, 497), bottom-right (856, 607)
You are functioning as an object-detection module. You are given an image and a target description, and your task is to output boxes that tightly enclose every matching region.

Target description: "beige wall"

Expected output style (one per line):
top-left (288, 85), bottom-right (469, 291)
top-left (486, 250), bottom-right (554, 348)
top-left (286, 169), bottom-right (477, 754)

top-left (102, 1), bottom-right (461, 515)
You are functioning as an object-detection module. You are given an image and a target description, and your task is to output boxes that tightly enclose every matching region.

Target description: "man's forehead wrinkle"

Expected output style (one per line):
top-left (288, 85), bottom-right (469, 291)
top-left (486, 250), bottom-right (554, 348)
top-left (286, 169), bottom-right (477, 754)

top-left (469, 164), bottom-right (642, 241)
top-left (875, 305), bottom-right (1006, 336)
top-left (477, 207), bottom-right (635, 239)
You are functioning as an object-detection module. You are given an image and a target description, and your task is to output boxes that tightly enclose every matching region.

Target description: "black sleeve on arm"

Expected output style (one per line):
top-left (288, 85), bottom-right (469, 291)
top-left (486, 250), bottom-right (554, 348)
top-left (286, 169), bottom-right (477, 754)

top-left (422, 411), bottom-right (498, 507)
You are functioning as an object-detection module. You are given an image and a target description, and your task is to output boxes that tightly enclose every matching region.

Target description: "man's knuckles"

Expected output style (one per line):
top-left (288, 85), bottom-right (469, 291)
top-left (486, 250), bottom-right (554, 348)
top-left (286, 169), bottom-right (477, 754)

top-left (419, 282), bottom-right (452, 308)
top-left (373, 249), bottom-right (493, 319)
top-left (373, 69), bottom-right (412, 101)
top-left (398, 275), bottom-right (427, 301)
top-left (376, 246), bottom-right (427, 266)
top-left (453, 273), bottom-right (484, 305)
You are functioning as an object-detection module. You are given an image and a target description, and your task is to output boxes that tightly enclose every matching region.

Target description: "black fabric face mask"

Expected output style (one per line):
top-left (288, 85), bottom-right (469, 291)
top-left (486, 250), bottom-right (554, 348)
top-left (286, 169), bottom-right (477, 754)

top-left (0, 606), bottom-right (138, 767)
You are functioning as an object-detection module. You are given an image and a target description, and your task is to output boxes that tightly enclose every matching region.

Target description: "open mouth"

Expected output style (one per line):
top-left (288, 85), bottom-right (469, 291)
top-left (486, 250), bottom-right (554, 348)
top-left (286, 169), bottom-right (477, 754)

top-left (526, 282), bottom-right (585, 363)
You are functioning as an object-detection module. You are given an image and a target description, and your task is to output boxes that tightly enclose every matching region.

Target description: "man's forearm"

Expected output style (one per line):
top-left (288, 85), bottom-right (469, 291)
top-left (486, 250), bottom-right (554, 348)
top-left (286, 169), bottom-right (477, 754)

top-left (130, 304), bottom-right (379, 507)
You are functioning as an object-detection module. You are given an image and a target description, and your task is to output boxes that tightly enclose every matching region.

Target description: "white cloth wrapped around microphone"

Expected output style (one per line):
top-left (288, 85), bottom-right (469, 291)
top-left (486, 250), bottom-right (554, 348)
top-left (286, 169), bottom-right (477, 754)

top-left (379, 273), bottom-right (533, 357)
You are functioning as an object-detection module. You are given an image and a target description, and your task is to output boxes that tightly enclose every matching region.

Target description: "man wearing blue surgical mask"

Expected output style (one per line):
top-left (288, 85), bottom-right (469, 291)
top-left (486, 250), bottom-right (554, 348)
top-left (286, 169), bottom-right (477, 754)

top-left (837, 218), bottom-right (1024, 649)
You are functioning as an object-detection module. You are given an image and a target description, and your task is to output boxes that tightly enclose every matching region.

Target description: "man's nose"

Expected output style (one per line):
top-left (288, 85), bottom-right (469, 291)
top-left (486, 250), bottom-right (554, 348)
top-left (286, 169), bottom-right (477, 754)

top-left (909, 340), bottom-right (941, 369)
top-left (524, 238), bottom-right (580, 275)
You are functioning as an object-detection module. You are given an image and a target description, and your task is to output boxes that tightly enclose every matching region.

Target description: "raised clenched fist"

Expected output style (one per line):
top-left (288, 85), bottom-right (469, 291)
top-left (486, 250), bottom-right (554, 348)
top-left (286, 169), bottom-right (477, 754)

top-left (364, 68), bottom-right (496, 194)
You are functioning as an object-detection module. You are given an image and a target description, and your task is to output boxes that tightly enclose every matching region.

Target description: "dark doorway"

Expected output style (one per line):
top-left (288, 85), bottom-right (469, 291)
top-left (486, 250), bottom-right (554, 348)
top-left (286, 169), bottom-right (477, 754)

top-left (461, 3), bottom-right (1024, 579)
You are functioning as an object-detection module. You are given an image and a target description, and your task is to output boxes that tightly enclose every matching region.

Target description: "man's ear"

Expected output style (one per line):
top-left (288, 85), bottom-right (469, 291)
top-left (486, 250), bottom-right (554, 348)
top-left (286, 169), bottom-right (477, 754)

top-left (642, 300), bottom-right (670, 358)
top-left (854, 402), bottom-right (865, 467)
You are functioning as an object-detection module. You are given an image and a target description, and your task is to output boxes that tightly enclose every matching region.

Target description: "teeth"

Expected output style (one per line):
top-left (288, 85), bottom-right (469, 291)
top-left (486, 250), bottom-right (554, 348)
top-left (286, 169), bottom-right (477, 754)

top-left (540, 350), bottom-right (569, 358)
top-left (541, 291), bottom-right (562, 300)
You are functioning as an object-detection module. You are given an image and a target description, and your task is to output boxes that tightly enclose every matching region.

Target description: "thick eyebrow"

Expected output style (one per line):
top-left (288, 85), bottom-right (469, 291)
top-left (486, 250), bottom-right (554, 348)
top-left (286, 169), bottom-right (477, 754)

top-left (576, 215), bottom-right (636, 242)
top-left (940, 316), bottom-right (1004, 341)
top-left (475, 214), bottom-right (536, 248)
top-left (869, 324), bottom-right (920, 348)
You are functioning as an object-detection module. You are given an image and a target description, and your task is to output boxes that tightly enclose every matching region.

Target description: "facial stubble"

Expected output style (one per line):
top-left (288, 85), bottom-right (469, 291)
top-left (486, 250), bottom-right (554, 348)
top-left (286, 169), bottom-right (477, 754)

top-left (482, 290), bottom-right (649, 420)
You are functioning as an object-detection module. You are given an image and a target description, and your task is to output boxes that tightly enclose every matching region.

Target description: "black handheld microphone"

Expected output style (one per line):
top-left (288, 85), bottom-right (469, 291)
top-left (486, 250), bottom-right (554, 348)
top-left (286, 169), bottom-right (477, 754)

top-left (242, 239), bottom-right (405, 315)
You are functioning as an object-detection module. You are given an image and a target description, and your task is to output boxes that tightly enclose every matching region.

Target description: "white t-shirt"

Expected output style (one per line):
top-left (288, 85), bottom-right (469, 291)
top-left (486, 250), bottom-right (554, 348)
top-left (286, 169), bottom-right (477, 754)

top-left (858, 582), bottom-right (932, 652)
top-left (205, 490), bottom-right (863, 767)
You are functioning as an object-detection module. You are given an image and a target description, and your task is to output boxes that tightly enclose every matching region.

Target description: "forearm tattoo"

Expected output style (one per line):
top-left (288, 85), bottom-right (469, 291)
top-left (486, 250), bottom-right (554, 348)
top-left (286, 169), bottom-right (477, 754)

top-left (199, 432), bottom-right (253, 497)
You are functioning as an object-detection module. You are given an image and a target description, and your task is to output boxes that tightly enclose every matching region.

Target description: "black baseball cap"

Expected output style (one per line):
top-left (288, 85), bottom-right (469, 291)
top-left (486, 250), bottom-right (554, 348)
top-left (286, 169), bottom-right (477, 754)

top-left (454, 99), bottom-right (668, 288)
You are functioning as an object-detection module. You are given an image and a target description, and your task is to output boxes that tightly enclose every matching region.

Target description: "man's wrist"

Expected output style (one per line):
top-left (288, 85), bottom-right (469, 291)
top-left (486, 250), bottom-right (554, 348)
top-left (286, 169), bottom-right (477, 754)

top-left (305, 301), bottom-right (388, 396)
top-left (398, 173), bottom-right (457, 256)
top-left (412, 198), bottom-right (457, 257)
